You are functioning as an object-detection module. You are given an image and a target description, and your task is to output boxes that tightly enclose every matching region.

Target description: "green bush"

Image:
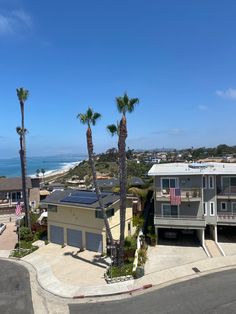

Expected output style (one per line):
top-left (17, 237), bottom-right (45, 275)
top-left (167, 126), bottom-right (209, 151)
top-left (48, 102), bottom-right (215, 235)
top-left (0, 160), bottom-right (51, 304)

top-left (138, 248), bottom-right (148, 266)
top-left (107, 263), bottom-right (133, 278)
top-left (124, 235), bottom-right (137, 251)
top-left (19, 227), bottom-right (33, 242)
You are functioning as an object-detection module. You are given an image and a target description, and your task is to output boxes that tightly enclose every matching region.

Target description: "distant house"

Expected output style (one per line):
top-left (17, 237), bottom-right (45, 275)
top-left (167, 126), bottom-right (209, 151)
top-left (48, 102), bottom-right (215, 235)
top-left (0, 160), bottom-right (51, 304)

top-left (0, 177), bottom-right (40, 209)
top-left (97, 177), bottom-right (145, 191)
top-left (41, 190), bottom-right (135, 253)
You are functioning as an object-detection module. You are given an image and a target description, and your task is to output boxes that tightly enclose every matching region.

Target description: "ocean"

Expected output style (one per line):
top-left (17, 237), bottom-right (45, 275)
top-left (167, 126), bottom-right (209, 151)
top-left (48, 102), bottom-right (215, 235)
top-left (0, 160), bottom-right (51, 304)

top-left (0, 155), bottom-right (87, 178)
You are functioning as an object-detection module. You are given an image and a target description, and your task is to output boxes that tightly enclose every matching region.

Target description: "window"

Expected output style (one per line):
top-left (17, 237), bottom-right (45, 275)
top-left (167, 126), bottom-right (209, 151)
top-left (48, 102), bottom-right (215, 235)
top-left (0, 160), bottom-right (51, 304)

top-left (209, 176), bottom-right (214, 189)
top-left (232, 202), bottom-right (236, 213)
top-left (162, 204), bottom-right (178, 217)
top-left (128, 222), bottom-right (131, 236)
top-left (220, 202), bottom-right (227, 211)
top-left (48, 204), bottom-right (57, 212)
top-left (95, 208), bottom-right (115, 219)
top-left (203, 202), bottom-right (207, 216)
top-left (210, 202), bottom-right (215, 216)
top-left (202, 176), bottom-right (207, 189)
top-left (161, 178), bottom-right (178, 189)
top-left (222, 177), bottom-right (236, 194)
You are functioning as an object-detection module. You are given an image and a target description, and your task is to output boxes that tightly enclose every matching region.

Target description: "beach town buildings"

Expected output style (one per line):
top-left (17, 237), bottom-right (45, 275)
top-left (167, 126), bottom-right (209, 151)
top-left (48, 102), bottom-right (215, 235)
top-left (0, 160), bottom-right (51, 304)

top-left (0, 177), bottom-right (40, 209)
top-left (148, 162), bottom-right (236, 251)
top-left (41, 190), bottom-right (135, 253)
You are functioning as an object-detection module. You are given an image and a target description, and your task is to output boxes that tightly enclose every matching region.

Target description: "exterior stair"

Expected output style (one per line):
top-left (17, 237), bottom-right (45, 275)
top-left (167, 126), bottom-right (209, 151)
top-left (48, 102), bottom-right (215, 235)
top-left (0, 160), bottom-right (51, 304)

top-left (205, 239), bottom-right (223, 258)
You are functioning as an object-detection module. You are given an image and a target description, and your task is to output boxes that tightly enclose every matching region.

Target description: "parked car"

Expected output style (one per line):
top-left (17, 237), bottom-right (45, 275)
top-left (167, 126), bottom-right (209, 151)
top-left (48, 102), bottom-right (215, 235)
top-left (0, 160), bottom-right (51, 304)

top-left (0, 223), bottom-right (6, 235)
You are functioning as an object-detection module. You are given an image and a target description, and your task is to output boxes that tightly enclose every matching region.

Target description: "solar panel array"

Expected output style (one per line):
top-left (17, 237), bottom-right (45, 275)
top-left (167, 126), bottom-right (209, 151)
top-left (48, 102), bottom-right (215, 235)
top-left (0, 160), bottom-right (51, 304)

top-left (60, 191), bottom-right (109, 205)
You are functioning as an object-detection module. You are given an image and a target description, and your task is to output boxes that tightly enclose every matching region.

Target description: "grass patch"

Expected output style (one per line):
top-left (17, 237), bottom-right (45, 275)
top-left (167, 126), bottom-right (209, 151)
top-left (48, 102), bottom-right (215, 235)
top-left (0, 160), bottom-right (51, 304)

top-left (10, 240), bottom-right (38, 258)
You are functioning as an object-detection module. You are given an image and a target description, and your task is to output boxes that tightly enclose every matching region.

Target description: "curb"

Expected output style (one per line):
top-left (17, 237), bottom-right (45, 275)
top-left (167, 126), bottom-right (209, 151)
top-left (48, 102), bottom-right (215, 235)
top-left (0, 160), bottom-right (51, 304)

top-left (73, 284), bottom-right (153, 299)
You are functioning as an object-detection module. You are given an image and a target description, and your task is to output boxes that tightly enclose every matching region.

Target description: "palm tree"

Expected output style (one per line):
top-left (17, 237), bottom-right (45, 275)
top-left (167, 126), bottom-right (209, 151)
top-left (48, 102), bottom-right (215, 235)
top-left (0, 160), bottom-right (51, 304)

top-left (36, 169), bottom-right (41, 178)
top-left (41, 168), bottom-right (46, 184)
top-left (16, 88), bottom-right (30, 229)
top-left (114, 92), bottom-right (139, 265)
top-left (77, 107), bottom-right (114, 247)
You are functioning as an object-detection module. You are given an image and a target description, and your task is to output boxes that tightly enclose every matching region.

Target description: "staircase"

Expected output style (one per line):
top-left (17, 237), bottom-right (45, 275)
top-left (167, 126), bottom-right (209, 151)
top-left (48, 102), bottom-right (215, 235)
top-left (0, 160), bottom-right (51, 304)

top-left (205, 239), bottom-right (223, 258)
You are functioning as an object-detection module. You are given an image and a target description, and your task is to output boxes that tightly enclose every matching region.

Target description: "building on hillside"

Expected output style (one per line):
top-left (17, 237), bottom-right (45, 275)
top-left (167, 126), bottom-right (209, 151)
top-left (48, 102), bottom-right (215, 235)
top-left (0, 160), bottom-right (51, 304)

top-left (148, 162), bottom-right (236, 246)
top-left (0, 177), bottom-right (40, 209)
top-left (41, 190), bottom-right (135, 253)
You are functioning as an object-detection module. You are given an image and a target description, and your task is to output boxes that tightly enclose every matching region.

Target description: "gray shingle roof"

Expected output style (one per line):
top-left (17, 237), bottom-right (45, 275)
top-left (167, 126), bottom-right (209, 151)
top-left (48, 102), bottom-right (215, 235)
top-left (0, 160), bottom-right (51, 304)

top-left (0, 177), bottom-right (32, 191)
top-left (41, 189), bottom-right (120, 209)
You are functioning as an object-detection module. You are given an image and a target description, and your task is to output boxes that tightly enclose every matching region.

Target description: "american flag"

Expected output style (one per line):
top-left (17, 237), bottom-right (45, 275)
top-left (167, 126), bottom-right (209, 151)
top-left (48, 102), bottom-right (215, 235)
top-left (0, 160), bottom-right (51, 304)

top-left (15, 202), bottom-right (22, 216)
top-left (170, 188), bottom-right (181, 205)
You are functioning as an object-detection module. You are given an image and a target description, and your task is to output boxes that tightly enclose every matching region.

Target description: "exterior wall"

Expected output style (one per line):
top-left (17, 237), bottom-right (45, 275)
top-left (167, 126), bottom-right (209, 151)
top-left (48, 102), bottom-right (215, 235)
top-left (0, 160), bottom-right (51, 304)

top-left (202, 175), bottom-right (217, 225)
top-left (29, 187), bottom-right (40, 207)
top-left (155, 175), bottom-right (202, 189)
top-left (47, 201), bottom-right (134, 253)
top-left (155, 201), bottom-right (201, 217)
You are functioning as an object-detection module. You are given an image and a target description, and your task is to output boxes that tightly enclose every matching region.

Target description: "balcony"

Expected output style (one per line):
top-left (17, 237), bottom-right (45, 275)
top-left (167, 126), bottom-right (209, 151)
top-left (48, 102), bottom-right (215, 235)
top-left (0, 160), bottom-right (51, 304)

top-left (155, 188), bottom-right (202, 202)
top-left (217, 212), bottom-right (236, 225)
top-left (217, 187), bottom-right (236, 199)
top-left (154, 215), bottom-right (206, 229)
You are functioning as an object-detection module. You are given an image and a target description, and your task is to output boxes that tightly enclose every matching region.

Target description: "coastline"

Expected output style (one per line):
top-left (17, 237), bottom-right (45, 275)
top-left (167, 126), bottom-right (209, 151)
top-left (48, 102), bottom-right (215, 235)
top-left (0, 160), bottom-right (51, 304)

top-left (30, 160), bottom-right (83, 180)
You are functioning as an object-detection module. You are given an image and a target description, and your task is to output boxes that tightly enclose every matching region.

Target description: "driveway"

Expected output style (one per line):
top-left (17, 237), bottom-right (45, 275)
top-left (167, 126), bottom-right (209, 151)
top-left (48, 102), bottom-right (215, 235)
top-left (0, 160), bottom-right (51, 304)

top-left (0, 222), bottom-right (18, 257)
top-left (218, 226), bottom-right (236, 256)
top-left (23, 243), bottom-right (108, 286)
top-left (145, 242), bottom-right (207, 274)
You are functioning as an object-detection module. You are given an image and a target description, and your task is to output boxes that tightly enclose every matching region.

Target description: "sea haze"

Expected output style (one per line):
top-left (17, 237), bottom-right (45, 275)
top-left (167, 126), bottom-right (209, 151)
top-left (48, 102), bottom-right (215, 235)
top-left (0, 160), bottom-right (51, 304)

top-left (0, 155), bottom-right (86, 178)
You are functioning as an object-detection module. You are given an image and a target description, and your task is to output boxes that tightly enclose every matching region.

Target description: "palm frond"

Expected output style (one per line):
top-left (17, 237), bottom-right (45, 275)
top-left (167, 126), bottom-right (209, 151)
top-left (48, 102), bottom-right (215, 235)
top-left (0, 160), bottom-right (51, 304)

top-left (92, 112), bottom-right (101, 125)
top-left (16, 88), bottom-right (29, 102)
top-left (116, 97), bottom-right (125, 114)
top-left (127, 97), bottom-right (139, 113)
top-left (77, 113), bottom-right (87, 125)
top-left (107, 124), bottom-right (118, 136)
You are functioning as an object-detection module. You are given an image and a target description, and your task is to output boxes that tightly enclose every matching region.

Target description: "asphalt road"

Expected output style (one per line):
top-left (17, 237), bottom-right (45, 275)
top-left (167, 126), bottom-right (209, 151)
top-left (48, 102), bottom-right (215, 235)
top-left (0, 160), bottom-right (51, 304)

top-left (69, 269), bottom-right (236, 314)
top-left (0, 259), bottom-right (34, 314)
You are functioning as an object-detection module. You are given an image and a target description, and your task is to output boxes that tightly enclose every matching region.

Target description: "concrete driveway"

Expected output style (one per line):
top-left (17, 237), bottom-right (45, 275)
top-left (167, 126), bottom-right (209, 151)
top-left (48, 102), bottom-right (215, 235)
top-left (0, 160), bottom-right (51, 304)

top-left (0, 222), bottom-right (18, 257)
top-left (218, 227), bottom-right (236, 256)
top-left (145, 243), bottom-right (207, 274)
top-left (23, 243), bottom-right (108, 286)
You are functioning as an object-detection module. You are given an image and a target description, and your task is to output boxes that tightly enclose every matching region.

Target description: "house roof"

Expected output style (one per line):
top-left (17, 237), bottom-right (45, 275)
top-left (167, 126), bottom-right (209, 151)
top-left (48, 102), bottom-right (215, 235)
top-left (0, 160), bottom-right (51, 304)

top-left (0, 177), bottom-right (32, 191)
top-left (41, 189), bottom-right (120, 209)
top-left (97, 177), bottom-right (144, 188)
top-left (148, 162), bottom-right (236, 176)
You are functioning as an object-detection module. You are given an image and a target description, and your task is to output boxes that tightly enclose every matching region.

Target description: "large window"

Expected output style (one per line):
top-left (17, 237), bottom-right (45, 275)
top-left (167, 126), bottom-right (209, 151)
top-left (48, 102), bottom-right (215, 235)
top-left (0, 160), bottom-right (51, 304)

top-left (162, 204), bottom-right (178, 217)
top-left (220, 202), bottom-right (227, 211)
top-left (222, 177), bottom-right (236, 194)
top-left (161, 178), bottom-right (178, 189)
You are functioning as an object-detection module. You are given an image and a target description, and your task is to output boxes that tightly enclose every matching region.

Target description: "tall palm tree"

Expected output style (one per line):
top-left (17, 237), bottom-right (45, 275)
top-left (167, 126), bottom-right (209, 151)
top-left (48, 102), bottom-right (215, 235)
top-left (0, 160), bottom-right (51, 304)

top-left (41, 168), bottom-right (46, 184)
top-left (77, 107), bottom-right (114, 247)
top-left (16, 88), bottom-right (30, 229)
top-left (114, 92), bottom-right (139, 265)
top-left (36, 169), bottom-right (41, 178)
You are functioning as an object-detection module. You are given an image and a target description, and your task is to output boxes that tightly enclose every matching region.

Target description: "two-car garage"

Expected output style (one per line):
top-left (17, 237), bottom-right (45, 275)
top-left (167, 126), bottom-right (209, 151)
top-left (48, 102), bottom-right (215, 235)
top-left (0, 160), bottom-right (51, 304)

top-left (49, 225), bottom-right (103, 253)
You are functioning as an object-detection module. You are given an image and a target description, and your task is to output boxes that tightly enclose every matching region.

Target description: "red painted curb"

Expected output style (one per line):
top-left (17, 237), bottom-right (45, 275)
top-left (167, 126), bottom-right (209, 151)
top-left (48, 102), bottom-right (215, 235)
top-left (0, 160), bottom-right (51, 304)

top-left (72, 284), bottom-right (153, 299)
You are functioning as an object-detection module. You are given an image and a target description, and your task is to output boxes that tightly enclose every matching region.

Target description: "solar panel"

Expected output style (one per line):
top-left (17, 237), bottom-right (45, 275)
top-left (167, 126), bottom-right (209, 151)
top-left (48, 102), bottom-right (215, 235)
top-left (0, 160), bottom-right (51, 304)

top-left (60, 191), bottom-right (110, 205)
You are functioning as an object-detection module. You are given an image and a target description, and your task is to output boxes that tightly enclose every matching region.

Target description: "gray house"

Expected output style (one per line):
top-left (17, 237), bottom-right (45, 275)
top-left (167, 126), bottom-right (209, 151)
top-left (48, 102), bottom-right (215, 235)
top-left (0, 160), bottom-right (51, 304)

top-left (148, 162), bottom-right (236, 250)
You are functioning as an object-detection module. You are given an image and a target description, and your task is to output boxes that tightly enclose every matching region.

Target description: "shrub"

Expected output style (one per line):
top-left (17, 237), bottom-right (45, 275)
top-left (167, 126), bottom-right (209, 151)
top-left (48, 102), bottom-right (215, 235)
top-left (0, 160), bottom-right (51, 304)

top-left (138, 248), bottom-right (148, 266)
top-left (19, 227), bottom-right (33, 242)
top-left (107, 263), bottom-right (133, 278)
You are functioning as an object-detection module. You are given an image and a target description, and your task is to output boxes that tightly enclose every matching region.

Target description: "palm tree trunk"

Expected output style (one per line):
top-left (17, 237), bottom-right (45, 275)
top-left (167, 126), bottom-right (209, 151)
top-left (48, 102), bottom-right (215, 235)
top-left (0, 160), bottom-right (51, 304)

top-left (118, 115), bottom-right (127, 266)
top-left (86, 127), bottom-right (114, 247)
top-left (20, 102), bottom-right (30, 229)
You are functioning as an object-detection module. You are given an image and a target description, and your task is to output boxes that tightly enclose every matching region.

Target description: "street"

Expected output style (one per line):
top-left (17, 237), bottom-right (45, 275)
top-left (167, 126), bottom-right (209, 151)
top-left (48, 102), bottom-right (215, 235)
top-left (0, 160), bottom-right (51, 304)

top-left (0, 259), bottom-right (34, 314)
top-left (69, 269), bottom-right (236, 314)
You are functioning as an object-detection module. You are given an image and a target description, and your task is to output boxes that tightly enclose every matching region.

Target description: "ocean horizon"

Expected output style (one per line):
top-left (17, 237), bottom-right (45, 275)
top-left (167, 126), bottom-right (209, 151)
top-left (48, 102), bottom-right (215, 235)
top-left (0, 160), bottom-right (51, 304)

top-left (0, 155), bottom-right (87, 178)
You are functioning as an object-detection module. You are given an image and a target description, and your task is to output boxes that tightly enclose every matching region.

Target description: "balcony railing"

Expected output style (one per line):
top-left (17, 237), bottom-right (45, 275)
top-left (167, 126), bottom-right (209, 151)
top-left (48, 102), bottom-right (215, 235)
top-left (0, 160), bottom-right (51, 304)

top-left (154, 214), bottom-right (206, 228)
top-left (156, 188), bottom-right (202, 201)
top-left (217, 212), bottom-right (236, 223)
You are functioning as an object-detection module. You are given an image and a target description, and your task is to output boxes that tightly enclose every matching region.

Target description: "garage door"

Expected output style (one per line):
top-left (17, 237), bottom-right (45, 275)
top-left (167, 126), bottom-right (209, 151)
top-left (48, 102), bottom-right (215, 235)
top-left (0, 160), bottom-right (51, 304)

top-left (67, 229), bottom-right (82, 248)
top-left (50, 225), bottom-right (64, 245)
top-left (86, 232), bottom-right (103, 253)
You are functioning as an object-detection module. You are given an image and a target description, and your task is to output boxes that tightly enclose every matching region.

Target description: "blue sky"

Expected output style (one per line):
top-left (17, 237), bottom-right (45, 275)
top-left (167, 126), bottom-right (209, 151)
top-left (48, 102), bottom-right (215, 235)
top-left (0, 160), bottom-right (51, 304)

top-left (1, 0), bottom-right (236, 158)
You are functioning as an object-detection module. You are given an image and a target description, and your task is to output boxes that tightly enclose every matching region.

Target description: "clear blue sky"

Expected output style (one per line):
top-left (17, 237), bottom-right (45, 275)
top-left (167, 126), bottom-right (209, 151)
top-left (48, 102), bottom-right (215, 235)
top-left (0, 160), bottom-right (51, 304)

top-left (1, 0), bottom-right (236, 158)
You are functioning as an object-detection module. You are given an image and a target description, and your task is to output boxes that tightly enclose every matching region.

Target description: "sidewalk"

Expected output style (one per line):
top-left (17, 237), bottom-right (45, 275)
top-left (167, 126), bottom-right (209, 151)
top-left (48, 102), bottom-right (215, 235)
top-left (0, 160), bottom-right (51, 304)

top-left (15, 252), bottom-right (236, 299)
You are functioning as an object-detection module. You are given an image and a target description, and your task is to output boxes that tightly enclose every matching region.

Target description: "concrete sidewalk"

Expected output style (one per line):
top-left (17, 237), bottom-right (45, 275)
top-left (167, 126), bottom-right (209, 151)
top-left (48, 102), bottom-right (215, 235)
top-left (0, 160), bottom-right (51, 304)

top-left (14, 253), bottom-right (236, 299)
